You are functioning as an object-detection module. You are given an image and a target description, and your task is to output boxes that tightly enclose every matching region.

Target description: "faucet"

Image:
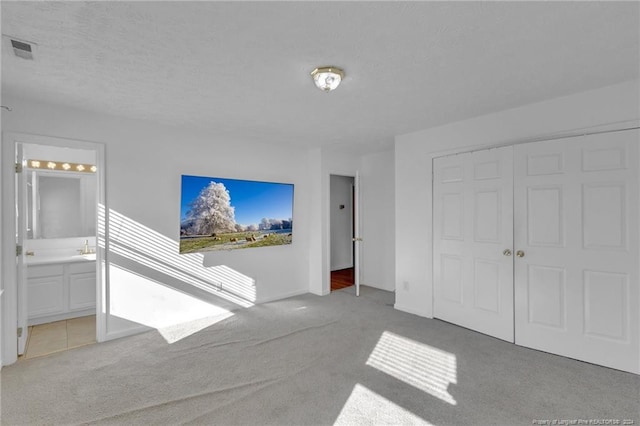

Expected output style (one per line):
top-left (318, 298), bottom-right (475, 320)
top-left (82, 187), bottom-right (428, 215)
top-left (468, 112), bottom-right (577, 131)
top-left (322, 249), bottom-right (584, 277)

top-left (78, 239), bottom-right (95, 255)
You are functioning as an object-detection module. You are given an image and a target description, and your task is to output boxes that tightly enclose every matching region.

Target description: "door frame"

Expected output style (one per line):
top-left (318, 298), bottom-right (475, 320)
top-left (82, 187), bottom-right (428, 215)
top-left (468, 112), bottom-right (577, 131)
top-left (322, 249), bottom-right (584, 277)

top-left (1, 132), bottom-right (107, 365)
top-left (325, 170), bottom-right (361, 296)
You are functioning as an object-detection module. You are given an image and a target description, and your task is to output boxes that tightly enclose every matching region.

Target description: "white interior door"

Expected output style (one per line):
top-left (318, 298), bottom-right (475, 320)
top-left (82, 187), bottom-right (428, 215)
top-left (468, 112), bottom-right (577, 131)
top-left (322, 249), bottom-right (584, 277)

top-left (15, 143), bottom-right (28, 355)
top-left (433, 146), bottom-right (514, 342)
top-left (514, 130), bottom-right (639, 374)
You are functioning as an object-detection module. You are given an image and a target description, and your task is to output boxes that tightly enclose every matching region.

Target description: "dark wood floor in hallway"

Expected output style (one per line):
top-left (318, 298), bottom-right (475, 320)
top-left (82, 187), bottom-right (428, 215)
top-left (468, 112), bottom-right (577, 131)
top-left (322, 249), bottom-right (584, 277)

top-left (331, 267), bottom-right (354, 291)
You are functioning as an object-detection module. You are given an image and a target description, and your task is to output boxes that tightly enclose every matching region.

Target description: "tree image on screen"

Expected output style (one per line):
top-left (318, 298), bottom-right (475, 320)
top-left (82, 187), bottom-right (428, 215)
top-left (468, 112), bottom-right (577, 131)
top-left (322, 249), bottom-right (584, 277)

top-left (184, 182), bottom-right (236, 235)
top-left (179, 175), bottom-right (293, 253)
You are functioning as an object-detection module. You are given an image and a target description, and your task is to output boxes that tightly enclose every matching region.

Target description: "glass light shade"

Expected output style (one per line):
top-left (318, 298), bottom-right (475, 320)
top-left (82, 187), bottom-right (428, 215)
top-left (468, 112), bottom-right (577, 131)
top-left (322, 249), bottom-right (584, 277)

top-left (311, 67), bottom-right (344, 92)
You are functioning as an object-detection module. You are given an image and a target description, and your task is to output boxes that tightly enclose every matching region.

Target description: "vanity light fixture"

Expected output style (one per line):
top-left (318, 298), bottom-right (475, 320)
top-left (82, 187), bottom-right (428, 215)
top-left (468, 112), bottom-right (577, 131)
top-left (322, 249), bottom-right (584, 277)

top-left (310, 66), bottom-right (345, 92)
top-left (26, 159), bottom-right (96, 173)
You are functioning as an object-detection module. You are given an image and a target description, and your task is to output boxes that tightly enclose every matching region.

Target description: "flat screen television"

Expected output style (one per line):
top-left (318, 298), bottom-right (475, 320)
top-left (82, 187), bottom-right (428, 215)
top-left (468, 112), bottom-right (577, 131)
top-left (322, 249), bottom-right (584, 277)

top-left (180, 175), bottom-right (294, 254)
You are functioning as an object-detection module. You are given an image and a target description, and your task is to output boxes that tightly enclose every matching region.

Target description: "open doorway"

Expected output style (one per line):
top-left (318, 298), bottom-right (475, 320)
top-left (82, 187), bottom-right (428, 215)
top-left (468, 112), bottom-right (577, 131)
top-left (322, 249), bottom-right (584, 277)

top-left (15, 141), bottom-right (100, 360)
top-left (329, 175), bottom-right (355, 292)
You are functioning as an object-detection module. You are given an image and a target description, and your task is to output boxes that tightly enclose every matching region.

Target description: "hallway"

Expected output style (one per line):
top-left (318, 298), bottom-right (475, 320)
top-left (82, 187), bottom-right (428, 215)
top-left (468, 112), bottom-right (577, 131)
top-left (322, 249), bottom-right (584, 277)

top-left (331, 267), bottom-right (354, 291)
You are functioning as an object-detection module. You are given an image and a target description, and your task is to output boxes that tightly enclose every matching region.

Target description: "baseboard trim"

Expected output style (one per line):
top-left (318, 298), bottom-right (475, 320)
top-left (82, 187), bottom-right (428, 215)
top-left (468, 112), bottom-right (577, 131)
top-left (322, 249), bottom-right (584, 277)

top-left (258, 289), bottom-right (309, 304)
top-left (360, 282), bottom-right (395, 292)
top-left (104, 325), bottom-right (149, 342)
top-left (394, 303), bottom-right (432, 319)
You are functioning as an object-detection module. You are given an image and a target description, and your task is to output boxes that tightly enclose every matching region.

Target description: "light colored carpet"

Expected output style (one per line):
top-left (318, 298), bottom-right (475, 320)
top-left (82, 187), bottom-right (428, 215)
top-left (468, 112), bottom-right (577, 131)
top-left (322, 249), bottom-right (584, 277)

top-left (1, 286), bottom-right (638, 425)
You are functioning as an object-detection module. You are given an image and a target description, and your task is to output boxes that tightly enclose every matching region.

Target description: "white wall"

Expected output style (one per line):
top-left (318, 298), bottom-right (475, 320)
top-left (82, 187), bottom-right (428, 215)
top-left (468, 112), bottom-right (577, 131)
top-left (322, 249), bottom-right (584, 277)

top-left (329, 175), bottom-right (353, 271)
top-left (308, 145), bottom-right (396, 295)
top-left (360, 150), bottom-right (395, 291)
top-left (1, 95), bottom-right (313, 355)
top-left (308, 146), bottom-right (361, 295)
top-left (394, 80), bottom-right (640, 317)
top-left (23, 143), bottom-right (95, 164)
top-left (307, 148), bottom-right (324, 295)
top-left (1, 96), bottom-right (398, 364)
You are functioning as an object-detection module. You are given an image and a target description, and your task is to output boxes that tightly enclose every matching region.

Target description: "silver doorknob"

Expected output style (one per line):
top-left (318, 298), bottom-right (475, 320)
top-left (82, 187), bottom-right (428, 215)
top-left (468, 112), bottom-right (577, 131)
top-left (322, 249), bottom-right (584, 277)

top-left (516, 250), bottom-right (525, 258)
top-left (503, 249), bottom-right (512, 256)
top-left (352, 237), bottom-right (363, 242)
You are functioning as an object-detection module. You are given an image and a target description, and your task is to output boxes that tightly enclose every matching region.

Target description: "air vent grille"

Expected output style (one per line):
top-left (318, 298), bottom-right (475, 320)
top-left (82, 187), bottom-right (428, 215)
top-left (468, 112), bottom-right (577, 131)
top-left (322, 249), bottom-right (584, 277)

top-left (10, 38), bottom-right (34, 60)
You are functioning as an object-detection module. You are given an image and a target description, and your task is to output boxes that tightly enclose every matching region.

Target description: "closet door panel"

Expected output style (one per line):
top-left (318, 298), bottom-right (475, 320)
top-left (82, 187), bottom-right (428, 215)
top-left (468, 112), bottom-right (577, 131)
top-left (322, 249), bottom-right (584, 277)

top-left (434, 146), bottom-right (514, 342)
top-left (514, 130), bottom-right (639, 374)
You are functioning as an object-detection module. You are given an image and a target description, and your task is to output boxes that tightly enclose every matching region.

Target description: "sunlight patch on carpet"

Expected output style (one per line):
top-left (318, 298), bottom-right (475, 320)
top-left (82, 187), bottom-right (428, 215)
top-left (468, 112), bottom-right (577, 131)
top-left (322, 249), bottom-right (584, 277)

top-left (366, 331), bottom-right (457, 405)
top-left (335, 384), bottom-right (433, 425)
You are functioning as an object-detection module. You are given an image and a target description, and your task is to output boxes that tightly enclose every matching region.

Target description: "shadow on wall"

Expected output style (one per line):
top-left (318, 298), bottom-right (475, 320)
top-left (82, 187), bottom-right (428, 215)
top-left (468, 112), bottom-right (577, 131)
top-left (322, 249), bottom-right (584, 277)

top-left (98, 205), bottom-right (257, 343)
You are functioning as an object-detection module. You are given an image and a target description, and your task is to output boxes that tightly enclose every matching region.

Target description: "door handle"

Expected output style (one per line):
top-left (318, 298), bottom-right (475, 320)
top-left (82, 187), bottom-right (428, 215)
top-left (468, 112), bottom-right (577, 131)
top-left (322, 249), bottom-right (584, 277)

top-left (516, 250), bottom-right (525, 258)
top-left (352, 237), bottom-right (363, 242)
top-left (503, 249), bottom-right (512, 256)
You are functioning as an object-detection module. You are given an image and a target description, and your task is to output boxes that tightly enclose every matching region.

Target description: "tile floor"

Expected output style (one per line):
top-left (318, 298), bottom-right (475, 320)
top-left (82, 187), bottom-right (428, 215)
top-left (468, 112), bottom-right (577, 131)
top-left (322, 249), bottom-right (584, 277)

top-left (23, 315), bottom-right (96, 359)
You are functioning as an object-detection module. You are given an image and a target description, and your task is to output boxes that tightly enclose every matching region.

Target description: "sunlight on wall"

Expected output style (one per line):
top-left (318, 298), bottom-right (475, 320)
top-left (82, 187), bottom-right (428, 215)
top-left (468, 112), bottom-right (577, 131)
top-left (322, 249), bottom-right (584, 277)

top-left (366, 331), bottom-right (457, 405)
top-left (335, 384), bottom-right (433, 425)
top-left (96, 205), bottom-right (258, 342)
top-left (110, 264), bottom-right (234, 343)
top-left (106, 207), bottom-right (256, 305)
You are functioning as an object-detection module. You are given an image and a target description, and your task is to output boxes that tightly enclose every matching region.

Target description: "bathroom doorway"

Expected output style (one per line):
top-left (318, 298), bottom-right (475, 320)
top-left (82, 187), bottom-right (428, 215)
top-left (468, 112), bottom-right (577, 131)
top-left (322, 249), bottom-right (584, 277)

top-left (2, 133), bottom-right (105, 364)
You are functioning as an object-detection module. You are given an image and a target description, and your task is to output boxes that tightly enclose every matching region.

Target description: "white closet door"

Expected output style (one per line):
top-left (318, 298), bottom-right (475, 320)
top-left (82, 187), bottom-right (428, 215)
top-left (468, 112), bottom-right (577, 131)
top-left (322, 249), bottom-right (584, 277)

top-left (514, 130), bottom-right (639, 374)
top-left (433, 146), bottom-right (514, 342)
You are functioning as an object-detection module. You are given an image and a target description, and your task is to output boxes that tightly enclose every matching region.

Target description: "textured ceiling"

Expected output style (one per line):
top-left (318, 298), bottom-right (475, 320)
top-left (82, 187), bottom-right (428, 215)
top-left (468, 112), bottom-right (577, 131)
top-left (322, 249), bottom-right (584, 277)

top-left (2, 1), bottom-right (638, 150)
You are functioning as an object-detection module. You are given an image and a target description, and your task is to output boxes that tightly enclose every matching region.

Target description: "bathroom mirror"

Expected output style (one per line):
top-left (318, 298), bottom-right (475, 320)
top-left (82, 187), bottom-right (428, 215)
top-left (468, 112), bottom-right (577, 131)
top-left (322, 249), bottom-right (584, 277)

top-left (27, 170), bottom-right (97, 239)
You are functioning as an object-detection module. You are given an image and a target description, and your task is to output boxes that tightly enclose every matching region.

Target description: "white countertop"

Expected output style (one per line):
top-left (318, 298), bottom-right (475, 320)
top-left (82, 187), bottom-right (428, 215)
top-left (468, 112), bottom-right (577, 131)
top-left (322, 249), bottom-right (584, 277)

top-left (26, 254), bottom-right (96, 266)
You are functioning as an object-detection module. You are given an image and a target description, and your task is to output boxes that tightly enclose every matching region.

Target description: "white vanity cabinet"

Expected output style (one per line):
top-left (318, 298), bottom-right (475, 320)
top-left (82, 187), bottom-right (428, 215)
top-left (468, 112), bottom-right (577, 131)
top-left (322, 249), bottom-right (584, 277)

top-left (27, 260), bottom-right (96, 325)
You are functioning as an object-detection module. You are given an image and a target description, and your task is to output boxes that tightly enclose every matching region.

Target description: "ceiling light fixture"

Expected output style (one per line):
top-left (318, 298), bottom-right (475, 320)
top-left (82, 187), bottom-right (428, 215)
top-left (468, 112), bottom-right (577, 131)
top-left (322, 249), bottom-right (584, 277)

top-left (310, 66), bottom-right (345, 92)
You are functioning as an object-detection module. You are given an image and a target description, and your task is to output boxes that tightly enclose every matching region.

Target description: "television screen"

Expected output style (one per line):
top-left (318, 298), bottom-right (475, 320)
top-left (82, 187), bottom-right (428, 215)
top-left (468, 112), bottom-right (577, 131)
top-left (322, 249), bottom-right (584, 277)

top-left (180, 175), bottom-right (294, 253)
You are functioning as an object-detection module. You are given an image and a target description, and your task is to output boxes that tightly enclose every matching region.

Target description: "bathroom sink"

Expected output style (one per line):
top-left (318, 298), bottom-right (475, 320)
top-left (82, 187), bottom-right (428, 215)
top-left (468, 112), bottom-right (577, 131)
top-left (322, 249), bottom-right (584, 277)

top-left (73, 253), bottom-right (96, 261)
top-left (27, 253), bottom-right (96, 265)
